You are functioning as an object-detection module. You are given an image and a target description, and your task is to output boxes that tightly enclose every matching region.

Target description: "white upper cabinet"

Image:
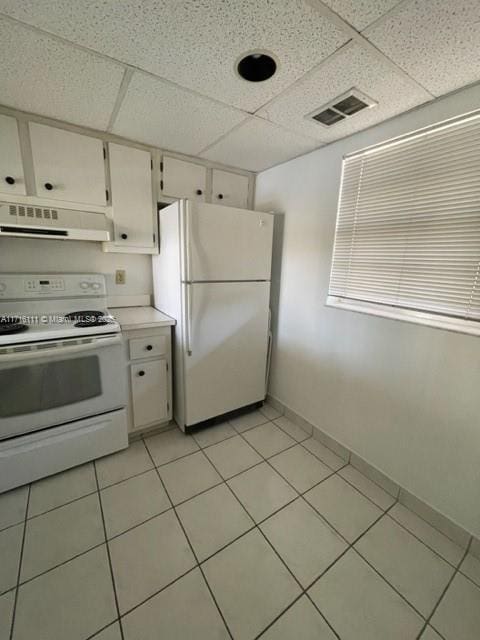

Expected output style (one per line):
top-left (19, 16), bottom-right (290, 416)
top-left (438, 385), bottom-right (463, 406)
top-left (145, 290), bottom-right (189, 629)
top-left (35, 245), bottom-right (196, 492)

top-left (161, 156), bottom-right (207, 201)
top-left (0, 115), bottom-right (26, 196)
top-left (29, 123), bottom-right (107, 207)
top-left (211, 169), bottom-right (249, 209)
top-left (108, 143), bottom-right (155, 250)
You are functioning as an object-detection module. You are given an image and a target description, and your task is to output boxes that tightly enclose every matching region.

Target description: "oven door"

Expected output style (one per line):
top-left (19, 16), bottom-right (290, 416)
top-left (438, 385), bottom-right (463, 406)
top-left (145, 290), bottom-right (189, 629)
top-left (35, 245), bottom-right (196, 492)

top-left (0, 334), bottom-right (126, 440)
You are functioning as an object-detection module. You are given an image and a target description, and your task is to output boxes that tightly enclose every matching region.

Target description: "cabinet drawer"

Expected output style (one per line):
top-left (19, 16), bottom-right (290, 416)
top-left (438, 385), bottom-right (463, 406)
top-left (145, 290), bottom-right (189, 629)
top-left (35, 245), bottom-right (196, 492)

top-left (129, 335), bottom-right (167, 360)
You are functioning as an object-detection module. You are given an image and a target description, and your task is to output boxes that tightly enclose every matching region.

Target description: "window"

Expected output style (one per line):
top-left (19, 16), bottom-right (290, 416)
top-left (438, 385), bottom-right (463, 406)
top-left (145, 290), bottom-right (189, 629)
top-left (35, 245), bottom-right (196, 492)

top-left (327, 111), bottom-right (480, 336)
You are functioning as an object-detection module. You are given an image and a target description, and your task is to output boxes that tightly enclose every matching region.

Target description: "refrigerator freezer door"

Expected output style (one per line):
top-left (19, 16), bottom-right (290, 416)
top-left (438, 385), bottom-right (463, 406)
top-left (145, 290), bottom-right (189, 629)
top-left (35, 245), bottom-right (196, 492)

top-left (182, 281), bottom-right (270, 427)
top-left (184, 202), bottom-right (273, 282)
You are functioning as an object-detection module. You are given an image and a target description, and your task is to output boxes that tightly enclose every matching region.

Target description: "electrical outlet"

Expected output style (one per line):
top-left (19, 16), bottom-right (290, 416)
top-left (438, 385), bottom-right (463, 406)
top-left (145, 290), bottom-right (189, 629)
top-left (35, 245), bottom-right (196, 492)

top-left (115, 269), bottom-right (126, 285)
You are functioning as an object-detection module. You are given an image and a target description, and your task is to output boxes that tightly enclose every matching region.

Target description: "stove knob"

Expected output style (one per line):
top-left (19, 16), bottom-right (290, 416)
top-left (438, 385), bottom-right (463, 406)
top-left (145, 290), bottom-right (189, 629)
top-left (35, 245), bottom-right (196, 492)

top-left (80, 282), bottom-right (89, 290)
top-left (92, 283), bottom-right (101, 290)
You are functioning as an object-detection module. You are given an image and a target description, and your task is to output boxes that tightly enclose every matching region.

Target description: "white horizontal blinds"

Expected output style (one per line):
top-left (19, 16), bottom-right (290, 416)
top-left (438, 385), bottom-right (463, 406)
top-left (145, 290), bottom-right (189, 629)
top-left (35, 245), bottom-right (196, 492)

top-left (329, 114), bottom-right (480, 321)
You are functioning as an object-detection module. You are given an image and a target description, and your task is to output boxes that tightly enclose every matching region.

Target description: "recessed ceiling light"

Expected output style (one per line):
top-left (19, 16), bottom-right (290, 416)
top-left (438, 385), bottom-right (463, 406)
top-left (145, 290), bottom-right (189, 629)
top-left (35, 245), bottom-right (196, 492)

top-left (237, 52), bottom-right (277, 82)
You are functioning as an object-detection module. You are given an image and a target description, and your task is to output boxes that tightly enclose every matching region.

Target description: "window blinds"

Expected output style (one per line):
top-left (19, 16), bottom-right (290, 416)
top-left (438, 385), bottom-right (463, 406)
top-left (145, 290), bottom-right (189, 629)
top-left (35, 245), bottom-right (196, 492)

top-left (328, 113), bottom-right (480, 325)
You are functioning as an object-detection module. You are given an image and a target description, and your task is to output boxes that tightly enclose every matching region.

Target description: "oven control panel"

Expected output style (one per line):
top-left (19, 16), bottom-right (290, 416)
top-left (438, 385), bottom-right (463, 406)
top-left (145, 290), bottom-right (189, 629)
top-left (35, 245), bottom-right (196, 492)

top-left (24, 278), bottom-right (65, 293)
top-left (0, 274), bottom-right (107, 299)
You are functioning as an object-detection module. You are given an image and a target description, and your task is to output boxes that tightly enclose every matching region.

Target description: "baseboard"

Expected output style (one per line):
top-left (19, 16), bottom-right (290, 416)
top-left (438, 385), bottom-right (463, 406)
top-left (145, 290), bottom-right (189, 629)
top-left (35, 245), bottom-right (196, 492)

top-left (266, 393), bottom-right (477, 555)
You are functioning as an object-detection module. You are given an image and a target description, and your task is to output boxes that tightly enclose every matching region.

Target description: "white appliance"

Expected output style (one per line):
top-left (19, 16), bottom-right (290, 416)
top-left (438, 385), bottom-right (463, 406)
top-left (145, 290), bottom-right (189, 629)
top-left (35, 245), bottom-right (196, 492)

top-left (0, 201), bottom-right (110, 241)
top-left (153, 200), bottom-right (274, 431)
top-left (0, 273), bottom-right (128, 493)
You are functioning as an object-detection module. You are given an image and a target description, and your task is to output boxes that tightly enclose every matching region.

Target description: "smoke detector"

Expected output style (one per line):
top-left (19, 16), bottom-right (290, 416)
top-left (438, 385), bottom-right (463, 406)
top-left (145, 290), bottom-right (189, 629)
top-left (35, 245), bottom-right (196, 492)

top-left (307, 89), bottom-right (377, 127)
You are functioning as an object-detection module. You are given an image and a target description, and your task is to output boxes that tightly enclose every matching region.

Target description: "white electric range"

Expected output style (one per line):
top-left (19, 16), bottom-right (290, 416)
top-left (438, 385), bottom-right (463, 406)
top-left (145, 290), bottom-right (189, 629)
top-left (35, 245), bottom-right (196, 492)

top-left (0, 273), bottom-right (128, 493)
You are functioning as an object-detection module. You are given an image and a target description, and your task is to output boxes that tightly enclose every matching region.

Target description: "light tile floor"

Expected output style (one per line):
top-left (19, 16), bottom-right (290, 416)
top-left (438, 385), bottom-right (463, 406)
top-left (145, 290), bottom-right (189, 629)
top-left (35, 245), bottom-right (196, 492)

top-left (1, 404), bottom-right (479, 639)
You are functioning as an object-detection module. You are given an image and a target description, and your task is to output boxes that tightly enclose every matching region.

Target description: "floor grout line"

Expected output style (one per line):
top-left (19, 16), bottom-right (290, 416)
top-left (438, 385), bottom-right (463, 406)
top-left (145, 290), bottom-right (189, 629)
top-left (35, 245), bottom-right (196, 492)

top-left (9, 483), bottom-right (30, 640)
top-left (414, 540), bottom-right (472, 640)
top-left (4, 415), bottom-right (474, 640)
top-left (201, 428), bottom-right (348, 639)
top-left (141, 436), bottom-right (235, 640)
top-left (93, 461), bottom-right (125, 640)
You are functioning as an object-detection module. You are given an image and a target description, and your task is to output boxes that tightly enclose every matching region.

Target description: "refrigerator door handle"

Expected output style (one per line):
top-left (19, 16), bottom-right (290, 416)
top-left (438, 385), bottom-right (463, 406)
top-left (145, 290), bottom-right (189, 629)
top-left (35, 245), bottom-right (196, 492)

top-left (183, 201), bottom-right (192, 282)
top-left (185, 283), bottom-right (193, 356)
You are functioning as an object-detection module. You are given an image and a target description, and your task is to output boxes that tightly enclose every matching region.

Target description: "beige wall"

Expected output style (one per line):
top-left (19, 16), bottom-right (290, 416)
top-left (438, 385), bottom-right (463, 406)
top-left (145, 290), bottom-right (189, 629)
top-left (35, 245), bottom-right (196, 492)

top-left (255, 84), bottom-right (480, 537)
top-left (0, 237), bottom-right (152, 303)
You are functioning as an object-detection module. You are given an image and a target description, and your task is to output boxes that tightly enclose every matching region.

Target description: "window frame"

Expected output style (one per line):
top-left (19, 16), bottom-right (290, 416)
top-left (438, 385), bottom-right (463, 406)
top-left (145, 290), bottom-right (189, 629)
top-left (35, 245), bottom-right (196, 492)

top-left (326, 109), bottom-right (480, 337)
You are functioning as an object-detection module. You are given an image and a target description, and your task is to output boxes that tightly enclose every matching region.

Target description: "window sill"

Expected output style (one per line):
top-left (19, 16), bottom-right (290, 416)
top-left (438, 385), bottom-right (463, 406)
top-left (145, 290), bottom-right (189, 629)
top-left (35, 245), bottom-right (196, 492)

top-left (326, 296), bottom-right (480, 337)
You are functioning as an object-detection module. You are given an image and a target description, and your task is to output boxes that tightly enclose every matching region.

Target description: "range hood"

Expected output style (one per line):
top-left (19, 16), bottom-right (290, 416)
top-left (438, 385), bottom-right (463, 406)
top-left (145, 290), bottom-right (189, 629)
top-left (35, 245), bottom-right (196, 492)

top-left (0, 202), bottom-right (110, 241)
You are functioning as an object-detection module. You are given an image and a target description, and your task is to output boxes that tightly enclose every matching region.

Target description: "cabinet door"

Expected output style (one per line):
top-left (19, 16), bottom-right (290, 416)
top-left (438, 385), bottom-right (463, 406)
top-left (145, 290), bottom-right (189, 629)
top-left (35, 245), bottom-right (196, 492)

top-left (131, 359), bottom-right (168, 429)
top-left (212, 169), bottom-right (249, 209)
top-left (109, 143), bottom-right (154, 248)
top-left (162, 156), bottom-right (206, 201)
top-left (0, 114), bottom-right (26, 196)
top-left (29, 123), bottom-right (107, 206)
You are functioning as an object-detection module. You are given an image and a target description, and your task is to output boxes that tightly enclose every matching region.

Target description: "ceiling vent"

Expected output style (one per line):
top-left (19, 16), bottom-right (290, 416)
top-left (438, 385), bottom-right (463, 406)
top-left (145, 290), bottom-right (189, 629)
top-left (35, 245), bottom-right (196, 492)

top-left (308, 89), bottom-right (377, 127)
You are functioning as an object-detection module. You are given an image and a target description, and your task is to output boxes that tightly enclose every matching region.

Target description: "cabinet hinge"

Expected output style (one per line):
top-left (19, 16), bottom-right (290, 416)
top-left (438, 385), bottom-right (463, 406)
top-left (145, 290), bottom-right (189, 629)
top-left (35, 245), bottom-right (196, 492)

top-left (153, 233), bottom-right (156, 244)
top-left (151, 158), bottom-right (153, 170)
top-left (166, 362), bottom-right (168, 371)
top-left (160, 161), bottom-right (163, 172)
top-left (105, 189), bottom-right (109, 202)
top-left (160, 179), bottom-right (164, 190)
top-left (103, 147), bottom-right (106, 160)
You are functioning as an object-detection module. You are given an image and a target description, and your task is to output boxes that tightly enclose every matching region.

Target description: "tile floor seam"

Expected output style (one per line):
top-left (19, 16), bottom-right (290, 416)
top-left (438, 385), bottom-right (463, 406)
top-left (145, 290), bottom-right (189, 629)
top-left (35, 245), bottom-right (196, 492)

top-left (85, 620), bottom-right (122, 640)
top-left (9, 483), bottom-right (30, 640)
top-left (25, 487), bottom-right (99, 523)
top-left (93, 462), bottom-right (126, 640)
top-left (10, 422), bottom-right (471, 639)
top-left (118, 565), bottom-right (199, 619)
top-left (144, 445), bottom-right (201, 469)
top-left (332, 468), bottom-right (396, 512)
top-left (271, 418), bottom-right (311, 444)
top-left (199, 449), bottom-right (314, 640)
top-left (417, 540), bottom-right (472, 640)
top-left (217, 469), bottom-right (345, 639)
top-left (352, 542), bottom-right (433, 623)
top-left (229, 417), bottom-right (271, 434)
top-left (142, 436), bottom-right (235, 640)
top-left (198, 442), bottom-right (348, 640)
top-left (385, 511), bottom-right (462, 570)
top-left (349, 459), bottom-right (401, 500)
top-left (297, 439), bottom-right (349, 473)
top-left (14, 540), bottom-right (107, 591)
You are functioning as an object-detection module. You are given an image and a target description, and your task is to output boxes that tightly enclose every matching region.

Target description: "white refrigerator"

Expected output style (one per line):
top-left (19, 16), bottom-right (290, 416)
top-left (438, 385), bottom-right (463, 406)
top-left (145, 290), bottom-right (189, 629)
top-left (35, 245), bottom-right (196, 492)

top-left (153, 199), bottom-right (274, 431)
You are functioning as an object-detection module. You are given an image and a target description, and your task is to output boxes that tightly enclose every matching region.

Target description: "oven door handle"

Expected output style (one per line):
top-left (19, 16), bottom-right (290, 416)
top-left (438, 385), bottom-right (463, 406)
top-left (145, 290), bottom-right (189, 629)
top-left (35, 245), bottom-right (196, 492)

top-left (0, 334), bottom-right (122, 363)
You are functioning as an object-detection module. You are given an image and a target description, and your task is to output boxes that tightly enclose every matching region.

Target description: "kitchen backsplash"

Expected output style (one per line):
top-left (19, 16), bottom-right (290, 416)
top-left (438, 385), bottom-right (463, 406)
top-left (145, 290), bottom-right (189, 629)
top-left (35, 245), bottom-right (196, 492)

top-left (0, 237), bottom-right (153, 301)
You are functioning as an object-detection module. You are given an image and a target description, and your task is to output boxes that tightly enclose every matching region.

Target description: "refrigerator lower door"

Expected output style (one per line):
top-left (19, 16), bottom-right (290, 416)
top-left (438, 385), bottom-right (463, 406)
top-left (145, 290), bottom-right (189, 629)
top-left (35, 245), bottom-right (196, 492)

top-left (182, 281), bottom-right (270, 427)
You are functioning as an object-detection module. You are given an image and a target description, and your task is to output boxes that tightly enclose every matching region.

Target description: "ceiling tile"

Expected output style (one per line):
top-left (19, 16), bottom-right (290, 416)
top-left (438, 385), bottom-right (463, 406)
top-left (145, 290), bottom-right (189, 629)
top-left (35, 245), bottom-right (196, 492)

top-left (200, 117), bottom-right (319, 172)
top-left (0, 0), bottom-right (349, 112)
top-left (111, 71), bottom-right (247, 156)
top-left (365, 0), bottom-right (480, 96)
top-left (257, 41), bottom-right (432, 143)
top-left (321, 0), bottom-right (403, 31)
top-left (0, 16), bottom-right (124, 128)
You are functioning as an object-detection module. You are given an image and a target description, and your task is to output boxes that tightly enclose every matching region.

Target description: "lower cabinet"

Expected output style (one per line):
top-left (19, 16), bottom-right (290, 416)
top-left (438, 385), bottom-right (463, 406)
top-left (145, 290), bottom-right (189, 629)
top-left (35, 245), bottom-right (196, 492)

top-left (124, 326), bottom-right (172, 434)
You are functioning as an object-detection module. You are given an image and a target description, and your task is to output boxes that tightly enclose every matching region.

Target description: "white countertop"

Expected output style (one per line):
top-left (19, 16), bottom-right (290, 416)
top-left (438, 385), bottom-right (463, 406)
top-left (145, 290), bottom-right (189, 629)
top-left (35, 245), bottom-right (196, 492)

top-left (111, 306), bottom-right (175, 331)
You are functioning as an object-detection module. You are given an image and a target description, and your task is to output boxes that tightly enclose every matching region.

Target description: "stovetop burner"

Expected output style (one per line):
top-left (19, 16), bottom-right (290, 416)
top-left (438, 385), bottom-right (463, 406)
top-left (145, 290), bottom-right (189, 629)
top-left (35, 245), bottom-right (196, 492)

top-left (0, 316), bottom-right (29, 335)
top-left (65, 310), bottom-right (112, 328)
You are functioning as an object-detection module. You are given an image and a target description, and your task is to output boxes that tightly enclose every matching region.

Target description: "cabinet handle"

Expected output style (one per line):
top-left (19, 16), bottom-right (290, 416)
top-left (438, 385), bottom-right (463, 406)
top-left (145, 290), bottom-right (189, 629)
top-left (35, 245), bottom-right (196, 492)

top-left (217, 193), bottom-right (224, 200)
top-left (121, 233), bottom-right (128, 240)
top-left (44, 182), bottom-right (54, 191)
top-left (196, 189), bottom-right (203, 196)
top-left (138, 370), bottom-right (145, 377)
top-left (146, 345), bottom-right (153, 351)
top-left (5, 176), bottom-right (15, 185)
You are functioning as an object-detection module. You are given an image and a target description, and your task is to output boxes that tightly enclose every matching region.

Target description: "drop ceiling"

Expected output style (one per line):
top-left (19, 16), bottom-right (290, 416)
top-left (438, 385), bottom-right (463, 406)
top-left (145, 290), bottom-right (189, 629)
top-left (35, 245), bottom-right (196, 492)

top-left (0, 0), bottom-right (479, 172)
